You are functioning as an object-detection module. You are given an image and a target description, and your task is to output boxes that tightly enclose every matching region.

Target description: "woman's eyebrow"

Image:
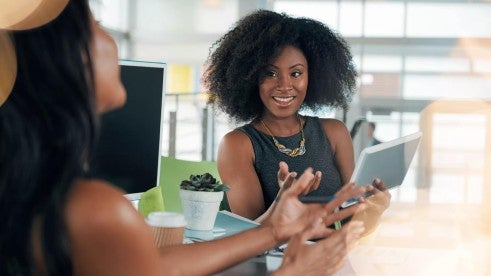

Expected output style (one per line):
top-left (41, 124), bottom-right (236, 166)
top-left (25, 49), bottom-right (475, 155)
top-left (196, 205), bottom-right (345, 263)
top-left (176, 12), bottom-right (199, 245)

top-left (266, 63), bottom-right (306, 69)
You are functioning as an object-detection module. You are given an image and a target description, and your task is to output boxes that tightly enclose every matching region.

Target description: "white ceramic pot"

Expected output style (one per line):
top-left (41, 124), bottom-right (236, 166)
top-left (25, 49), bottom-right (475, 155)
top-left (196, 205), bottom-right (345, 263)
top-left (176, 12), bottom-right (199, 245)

top-left (179, 189), bottom-right (224, 231)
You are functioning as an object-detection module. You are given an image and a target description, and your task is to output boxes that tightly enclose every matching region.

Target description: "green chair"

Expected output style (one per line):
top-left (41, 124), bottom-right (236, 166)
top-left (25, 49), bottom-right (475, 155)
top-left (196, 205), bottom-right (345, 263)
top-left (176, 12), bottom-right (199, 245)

top-left (159, 156), bottom-right (230, 213)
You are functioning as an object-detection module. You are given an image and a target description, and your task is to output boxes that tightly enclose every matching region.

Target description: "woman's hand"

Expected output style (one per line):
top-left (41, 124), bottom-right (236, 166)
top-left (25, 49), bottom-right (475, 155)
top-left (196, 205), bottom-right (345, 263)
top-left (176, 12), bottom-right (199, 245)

top-left (274, 220), bottom-right (365, 276)
top-left (352, 178), bottom-right (391, 236)
top-left (263, 168), bottom-right (367, 244)
top-left (255, 161), bottom-right (320, 223)
top-left (367, 178), bottom-right (391, 210)
top-left (359, 178), bottom-right (391, 215)
top-left (277, 161), bottom-right (321, 197)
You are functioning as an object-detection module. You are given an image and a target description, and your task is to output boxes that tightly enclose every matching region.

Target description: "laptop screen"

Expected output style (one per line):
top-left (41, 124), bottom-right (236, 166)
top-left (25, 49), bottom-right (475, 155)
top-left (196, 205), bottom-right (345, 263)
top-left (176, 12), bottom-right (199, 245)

top-left (90, 60), bottom-right (166, 194)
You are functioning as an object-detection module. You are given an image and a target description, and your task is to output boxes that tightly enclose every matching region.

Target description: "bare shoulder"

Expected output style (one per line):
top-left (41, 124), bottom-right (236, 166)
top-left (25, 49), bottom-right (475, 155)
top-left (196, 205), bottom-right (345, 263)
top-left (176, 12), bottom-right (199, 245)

top-left (319, 118), bottom-right (350, 140)
top-left (65, 179), bottom-right (140, 229)
top-left (65, 179), bottom-right (159, 275)
top-left (220, 129), bottom-right (251, 147)
top-left (218, 129), bottom-right (254, 160)
top-left (319, 118), bottom-right (348, 131)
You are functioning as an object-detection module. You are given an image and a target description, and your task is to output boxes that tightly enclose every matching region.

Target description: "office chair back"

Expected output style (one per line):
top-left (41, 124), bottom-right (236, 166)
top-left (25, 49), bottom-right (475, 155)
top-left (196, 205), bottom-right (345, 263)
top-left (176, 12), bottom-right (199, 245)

top-left (159, 156), bottom-right (230, 213)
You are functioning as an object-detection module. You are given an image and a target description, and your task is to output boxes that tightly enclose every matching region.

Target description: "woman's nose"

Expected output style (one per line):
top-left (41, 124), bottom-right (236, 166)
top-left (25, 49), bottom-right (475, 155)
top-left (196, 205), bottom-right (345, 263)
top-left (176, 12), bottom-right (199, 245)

top-left (276, 75), bottom-right (292, 91)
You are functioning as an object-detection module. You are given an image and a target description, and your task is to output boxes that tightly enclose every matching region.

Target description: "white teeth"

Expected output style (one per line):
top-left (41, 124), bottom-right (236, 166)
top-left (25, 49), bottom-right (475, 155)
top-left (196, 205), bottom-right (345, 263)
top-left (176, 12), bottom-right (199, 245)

top-left (273, 96), bottom-right (294, 102)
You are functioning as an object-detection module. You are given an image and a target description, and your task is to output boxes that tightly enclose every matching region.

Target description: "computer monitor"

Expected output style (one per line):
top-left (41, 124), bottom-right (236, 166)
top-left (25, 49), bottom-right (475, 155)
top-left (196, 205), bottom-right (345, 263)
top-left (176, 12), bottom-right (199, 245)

top-left (90, 60), bottom-right (166, 195)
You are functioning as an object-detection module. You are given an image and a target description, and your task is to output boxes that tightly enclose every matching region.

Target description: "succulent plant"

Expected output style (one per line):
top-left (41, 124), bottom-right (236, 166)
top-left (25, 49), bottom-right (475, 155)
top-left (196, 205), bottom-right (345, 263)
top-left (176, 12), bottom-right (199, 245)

top-left (180, 173), bottom-right (230, 192)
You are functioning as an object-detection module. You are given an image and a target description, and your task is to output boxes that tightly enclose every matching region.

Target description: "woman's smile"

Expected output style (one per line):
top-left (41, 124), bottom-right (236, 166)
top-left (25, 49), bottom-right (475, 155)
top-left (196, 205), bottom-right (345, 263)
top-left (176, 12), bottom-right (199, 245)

top-left (272, 96), bottom-right (296, 106)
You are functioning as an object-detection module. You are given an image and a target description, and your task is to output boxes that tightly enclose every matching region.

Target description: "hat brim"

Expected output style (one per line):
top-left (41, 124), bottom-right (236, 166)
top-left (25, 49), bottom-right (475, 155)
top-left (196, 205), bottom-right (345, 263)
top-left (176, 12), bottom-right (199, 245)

top-left (0, 0), bottom-right (69, 30)
top-left (0, 31), bottom-right (16, 106)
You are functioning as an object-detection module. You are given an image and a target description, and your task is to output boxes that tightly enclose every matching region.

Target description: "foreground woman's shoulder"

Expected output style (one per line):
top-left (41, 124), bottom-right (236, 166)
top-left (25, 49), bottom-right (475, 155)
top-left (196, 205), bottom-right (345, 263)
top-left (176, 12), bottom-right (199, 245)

top-left (65, 179), bottom-right (146, 234)
top-left (65, 181), bottom-right (161, 275)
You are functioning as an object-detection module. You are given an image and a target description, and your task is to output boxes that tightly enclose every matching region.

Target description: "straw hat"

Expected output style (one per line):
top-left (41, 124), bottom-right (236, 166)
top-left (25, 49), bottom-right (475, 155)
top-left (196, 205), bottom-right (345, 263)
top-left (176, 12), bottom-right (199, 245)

top-left (0, 0), bottom-right (69, 30)
top-left (0, 32), bottom-right (16, 106)
top-left (0, 0), bottom-right (69, 106)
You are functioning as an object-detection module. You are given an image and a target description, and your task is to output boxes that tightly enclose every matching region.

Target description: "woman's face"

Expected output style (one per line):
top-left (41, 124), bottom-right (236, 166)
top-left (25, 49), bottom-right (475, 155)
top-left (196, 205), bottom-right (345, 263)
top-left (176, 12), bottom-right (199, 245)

top-left (259, 45), bottom-right (308, 119)
top-left (89, 18), bottom-right (126, 113)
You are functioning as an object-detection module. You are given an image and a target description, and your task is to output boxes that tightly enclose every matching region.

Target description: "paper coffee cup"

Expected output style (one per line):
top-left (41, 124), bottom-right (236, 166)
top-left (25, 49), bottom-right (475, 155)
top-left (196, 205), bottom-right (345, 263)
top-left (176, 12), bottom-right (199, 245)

top-left (147, 211), bottom-right (187, 248)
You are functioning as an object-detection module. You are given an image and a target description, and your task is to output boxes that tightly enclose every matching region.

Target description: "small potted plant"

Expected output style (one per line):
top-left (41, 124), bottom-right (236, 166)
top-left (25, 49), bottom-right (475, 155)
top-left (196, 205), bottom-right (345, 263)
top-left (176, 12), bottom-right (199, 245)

top-left (179, 173), bottom-right (229, 231)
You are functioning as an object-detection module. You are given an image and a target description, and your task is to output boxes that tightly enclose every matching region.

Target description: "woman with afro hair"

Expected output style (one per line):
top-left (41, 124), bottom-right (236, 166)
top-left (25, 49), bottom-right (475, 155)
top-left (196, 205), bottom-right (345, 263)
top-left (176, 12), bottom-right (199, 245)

top-left (205, 10), bottom-right (390, 230)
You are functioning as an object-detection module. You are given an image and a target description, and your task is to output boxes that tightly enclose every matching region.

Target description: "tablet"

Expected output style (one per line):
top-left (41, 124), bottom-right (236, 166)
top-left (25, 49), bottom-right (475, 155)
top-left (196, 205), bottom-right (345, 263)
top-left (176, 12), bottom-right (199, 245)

top-left (341, 131), bottom-right (422, 208)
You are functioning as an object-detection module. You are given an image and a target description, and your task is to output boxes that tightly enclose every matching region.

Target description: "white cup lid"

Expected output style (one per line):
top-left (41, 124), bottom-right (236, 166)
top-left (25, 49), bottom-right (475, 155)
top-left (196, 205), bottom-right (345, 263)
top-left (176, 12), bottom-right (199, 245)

top-left (146, 211), bottom-right (187, 227)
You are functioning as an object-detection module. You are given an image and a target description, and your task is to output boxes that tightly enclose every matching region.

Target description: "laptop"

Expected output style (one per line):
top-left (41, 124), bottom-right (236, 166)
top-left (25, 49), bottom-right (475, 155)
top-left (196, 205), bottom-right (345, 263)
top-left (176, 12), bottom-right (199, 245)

top-left (90, 60), bottom-right (166, 205)
top-left (341, 131), bottom-right (422, 208)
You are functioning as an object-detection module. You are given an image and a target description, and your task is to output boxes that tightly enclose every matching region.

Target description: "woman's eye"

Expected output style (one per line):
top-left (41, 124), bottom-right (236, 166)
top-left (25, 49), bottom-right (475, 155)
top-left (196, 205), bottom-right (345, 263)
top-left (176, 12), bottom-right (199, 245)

top-left (266, 71), bottom-right (278, 77)
top-left (291, 71), bottom-right (302, 78)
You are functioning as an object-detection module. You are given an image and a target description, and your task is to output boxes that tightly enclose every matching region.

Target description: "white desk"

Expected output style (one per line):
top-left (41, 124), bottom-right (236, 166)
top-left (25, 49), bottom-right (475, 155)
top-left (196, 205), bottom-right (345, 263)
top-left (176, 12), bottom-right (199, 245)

top-left (213, 199), bottom-right (491, 275)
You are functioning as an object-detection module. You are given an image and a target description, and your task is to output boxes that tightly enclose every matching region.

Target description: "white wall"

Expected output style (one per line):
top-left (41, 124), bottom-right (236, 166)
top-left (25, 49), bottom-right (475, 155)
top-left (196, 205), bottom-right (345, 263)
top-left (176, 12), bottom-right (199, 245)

top-left (131, 0), bottom-right (243, 64)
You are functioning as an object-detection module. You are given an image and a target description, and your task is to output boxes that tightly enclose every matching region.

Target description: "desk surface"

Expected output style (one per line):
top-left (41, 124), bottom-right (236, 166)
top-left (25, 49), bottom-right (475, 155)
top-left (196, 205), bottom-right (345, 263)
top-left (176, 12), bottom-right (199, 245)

top-left (214, 192), bottom-right (491, 275)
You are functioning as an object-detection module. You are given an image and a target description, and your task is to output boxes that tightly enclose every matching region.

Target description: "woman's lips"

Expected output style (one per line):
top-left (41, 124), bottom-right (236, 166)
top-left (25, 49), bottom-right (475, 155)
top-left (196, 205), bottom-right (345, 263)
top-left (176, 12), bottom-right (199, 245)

top-left (272, 96), bottom-right (295, 106)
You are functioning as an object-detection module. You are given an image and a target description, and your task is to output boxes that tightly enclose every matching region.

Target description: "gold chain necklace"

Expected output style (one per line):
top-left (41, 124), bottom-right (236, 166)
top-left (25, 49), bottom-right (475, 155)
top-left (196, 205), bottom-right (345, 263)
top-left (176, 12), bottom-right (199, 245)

top-left (260, 116), bottom-right (306, 157)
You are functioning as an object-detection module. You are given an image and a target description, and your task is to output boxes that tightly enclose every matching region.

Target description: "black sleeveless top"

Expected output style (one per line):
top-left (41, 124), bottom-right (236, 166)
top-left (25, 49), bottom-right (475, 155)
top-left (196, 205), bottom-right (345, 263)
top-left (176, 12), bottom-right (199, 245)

top-left (238, 116), bottom-right (343, 208)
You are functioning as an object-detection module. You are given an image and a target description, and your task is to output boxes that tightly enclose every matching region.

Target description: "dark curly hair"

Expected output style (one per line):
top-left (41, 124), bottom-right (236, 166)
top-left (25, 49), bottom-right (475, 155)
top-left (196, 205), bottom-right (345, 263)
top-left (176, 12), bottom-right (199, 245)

top-left (204, 9), bottom-right (357, 122)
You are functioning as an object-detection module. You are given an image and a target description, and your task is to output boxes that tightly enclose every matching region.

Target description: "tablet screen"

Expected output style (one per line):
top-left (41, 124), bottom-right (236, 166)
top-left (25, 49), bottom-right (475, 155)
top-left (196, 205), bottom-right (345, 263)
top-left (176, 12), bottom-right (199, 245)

top-left (351, 132), bottom-right (422, 188)
top-left (341, 132), bottom-right (422, 208)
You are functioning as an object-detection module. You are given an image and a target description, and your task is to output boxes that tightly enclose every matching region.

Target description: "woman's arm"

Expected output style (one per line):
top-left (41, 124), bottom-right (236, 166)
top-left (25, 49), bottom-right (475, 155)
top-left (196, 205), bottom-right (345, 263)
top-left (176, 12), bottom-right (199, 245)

top-left (217, 130), bottom-right (265, 219)
top-left (67, 180), bottom-right (272, 276)
top-left (160, 171), bottom-right (368, 275)
top-left (66, 171), bottom-right (366, 275)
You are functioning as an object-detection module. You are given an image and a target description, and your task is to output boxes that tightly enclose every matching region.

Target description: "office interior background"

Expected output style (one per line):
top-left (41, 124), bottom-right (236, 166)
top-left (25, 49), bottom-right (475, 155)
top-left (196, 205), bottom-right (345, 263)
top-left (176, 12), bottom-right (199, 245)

top-left (89, 0), bottom-right (491, 204)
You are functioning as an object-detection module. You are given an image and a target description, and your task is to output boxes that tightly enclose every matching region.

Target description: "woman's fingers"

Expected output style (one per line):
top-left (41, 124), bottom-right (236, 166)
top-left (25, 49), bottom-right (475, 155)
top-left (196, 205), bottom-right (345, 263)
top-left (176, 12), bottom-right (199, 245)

top-left (277, 161), bottom-right (290, 185)
top-left (277, 162), bottom-right (322, 197)
top-left (281, 172), bottom-right (296, 190)
top-left (307, 170), bottom-right (322, 194)
top-left (281, 168), bottom-right (315, 198)
top-left (282, 220), bottom-right (353, 275)
top-left (322, 203), bottom-right (366, 227)
top-left (366, 179), bottom-right (392, 209)
top-left (372, 178), bottom-right (387, 191)
top-left (284, 218), bottom-right (320, 254)
top-left (321, 183), bottom-right (366, 212)
top-left (342, 220), bottom-right (365, 250)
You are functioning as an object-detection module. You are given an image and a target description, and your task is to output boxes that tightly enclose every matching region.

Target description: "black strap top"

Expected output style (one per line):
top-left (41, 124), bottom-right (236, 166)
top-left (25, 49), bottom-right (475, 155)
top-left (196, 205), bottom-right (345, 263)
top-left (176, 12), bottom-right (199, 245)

top-left (238, 116), bottom-right (343, 208)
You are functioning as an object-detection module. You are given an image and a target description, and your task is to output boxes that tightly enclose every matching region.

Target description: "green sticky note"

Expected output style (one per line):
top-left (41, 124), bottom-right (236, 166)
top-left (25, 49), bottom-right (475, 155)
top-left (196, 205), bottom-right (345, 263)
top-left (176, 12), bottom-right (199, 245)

top-left (138, 186), bottom-right (164, 218)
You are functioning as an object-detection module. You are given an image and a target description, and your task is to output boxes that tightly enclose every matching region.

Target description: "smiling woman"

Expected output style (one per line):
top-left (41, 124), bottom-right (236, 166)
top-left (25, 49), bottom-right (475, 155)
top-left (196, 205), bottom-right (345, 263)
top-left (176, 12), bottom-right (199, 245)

top-left (205, 10), bottom-right (391, 238)
top-left (204, 9), bottom-right (369, 220)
